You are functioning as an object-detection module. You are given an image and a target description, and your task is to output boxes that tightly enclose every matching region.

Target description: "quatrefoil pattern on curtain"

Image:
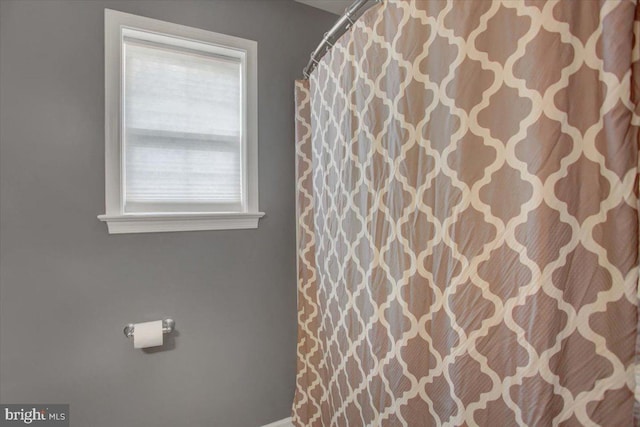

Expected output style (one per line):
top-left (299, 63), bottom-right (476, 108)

top-left (293, 1), bottom-right (640, 425)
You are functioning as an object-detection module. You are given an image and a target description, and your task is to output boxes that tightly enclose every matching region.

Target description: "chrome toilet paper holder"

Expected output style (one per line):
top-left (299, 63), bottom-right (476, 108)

top-left (123, 318), bottom-right (175, 338)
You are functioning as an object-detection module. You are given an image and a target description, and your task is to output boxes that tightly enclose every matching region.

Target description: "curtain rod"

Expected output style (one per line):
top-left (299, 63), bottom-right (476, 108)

top-left (302, 0), bottom-right (382, 79)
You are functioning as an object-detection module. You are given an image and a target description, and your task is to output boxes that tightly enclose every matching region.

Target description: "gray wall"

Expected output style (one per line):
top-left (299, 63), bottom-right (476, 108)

top-left (0, 1), bottom-right (334, 426)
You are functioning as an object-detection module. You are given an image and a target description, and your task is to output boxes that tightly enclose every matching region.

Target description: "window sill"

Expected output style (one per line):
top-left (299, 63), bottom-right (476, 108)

top-left (97, 212), bottom-right (265, 234)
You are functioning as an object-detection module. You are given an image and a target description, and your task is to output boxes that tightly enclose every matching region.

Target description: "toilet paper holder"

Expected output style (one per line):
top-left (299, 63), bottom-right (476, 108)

top-left (123, 319), bottom-right (175, 338)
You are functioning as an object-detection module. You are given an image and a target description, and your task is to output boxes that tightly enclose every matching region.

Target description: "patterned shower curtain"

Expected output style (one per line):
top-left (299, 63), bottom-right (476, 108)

top-left (293, 1), bottom-right (640, 425)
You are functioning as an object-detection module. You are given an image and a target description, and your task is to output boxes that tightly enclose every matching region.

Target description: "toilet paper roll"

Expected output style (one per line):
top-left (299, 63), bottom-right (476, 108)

top-left (133, 320), bottom-right (164, 349)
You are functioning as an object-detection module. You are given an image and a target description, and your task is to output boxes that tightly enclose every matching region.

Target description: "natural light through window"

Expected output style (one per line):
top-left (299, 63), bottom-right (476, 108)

top-left (99, 10), bottom-right (262, 233)
top-left (124, 38), bottom-right (242, 212)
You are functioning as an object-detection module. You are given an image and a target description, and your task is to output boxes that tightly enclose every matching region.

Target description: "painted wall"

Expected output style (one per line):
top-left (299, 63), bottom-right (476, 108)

top-left (0, 1), bottom-right (334, 426)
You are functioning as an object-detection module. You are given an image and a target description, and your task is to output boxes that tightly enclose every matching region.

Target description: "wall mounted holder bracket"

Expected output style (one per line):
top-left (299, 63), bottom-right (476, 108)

top-left (123, 318), bottom-right (175, 338)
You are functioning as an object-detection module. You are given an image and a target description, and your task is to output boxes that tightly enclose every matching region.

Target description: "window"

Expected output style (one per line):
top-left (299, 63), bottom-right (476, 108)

top-left (99, 10), bottom-right (262, 233)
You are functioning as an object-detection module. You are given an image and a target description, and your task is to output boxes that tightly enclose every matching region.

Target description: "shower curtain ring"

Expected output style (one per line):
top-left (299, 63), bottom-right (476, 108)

top-left (323, 32), bottom-right (334, 48)
top-left (344, 7), bottom-right (355, 26)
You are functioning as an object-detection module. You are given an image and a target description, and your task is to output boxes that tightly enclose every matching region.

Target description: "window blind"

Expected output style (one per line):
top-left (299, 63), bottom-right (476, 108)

top-left (123, 38), bottom-right (243, 213)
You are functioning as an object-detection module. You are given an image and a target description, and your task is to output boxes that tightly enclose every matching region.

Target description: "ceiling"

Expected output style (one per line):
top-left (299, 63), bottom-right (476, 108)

top-left (294, 0), bottom-right (353, 15)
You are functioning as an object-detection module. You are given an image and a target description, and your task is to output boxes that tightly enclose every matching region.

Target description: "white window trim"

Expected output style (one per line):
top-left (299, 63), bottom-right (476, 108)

top-left (98, 9), bottom-right (263, 234)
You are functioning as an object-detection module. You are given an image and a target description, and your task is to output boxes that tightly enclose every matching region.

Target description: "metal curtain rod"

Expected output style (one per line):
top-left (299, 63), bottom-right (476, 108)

top-left (303, 0), bottom-right (382, 79)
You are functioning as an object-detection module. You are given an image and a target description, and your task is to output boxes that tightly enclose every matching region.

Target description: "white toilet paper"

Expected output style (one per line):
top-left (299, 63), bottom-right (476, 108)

top-left (133, 320), bottom-right (164, 349)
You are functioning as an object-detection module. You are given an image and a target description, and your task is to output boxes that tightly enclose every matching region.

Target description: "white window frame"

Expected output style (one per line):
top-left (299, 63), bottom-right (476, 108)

top-left (98, 9), bottom-right (263, 234)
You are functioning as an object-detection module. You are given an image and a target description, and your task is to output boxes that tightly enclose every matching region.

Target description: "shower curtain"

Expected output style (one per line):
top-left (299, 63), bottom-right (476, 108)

top-left (293, 1), bottom-right (640, 425)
